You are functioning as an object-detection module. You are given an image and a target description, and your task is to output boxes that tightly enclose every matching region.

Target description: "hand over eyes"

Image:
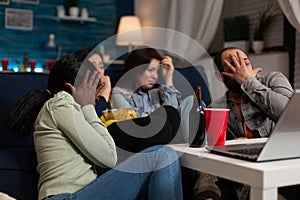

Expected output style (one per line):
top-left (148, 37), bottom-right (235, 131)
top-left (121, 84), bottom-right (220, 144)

top-left (66, 70), bottom-right (101, 107)
top-left (222, 51), bottom-right (262, 85)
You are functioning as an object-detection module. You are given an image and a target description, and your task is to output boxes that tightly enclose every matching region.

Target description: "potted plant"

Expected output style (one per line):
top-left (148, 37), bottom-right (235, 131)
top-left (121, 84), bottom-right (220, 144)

top-left (67, 0), bottom-right (79, 17)
top-left (252, 4), bottom-right (280, 53)
top-left (223, 15), bottom-right (249, 52)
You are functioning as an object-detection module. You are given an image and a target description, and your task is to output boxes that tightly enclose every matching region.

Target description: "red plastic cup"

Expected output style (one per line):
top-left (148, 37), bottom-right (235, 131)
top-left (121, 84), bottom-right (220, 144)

top-left (204, 108), bottom-right (229, 146)
top-left (29, 60), bottom-right (36, 72)
top-left (1, 59), bottom-right (9, 71)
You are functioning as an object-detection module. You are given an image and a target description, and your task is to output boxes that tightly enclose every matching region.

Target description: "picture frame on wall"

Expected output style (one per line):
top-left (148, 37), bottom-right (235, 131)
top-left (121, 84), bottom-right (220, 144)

top-left (12, 0), bottom-right (38, 4)
top-left (5, 8), bottom-right (33, 31)
top-left (0, 0), bottom-right (10, 5)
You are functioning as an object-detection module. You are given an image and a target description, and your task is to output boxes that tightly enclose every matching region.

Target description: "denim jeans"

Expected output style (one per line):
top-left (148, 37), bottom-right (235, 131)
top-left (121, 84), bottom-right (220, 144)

top-left (44, 145), bottom-right (183, 200)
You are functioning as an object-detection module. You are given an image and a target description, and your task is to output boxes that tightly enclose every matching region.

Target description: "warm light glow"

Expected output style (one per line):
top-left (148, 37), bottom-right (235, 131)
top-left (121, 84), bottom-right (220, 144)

top-left (116, 16), bottom-right (144, 50)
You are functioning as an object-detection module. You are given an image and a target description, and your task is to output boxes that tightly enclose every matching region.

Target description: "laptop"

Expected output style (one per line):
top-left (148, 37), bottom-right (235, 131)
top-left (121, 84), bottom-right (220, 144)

top-left (206, 90), bottom-right (300, 162)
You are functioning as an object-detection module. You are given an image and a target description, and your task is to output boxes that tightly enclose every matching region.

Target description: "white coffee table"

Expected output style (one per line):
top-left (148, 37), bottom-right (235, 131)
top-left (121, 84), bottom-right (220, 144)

top-left (170, 138), bottom-right (300, 200)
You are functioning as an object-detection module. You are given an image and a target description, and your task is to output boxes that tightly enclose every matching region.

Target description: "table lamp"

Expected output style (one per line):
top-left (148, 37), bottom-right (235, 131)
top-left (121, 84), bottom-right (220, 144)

top-left (116, 16), bottom-right (144, 52)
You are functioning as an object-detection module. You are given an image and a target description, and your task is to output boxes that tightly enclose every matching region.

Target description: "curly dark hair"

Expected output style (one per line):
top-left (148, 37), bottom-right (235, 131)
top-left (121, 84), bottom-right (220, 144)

top-left (7, 54), bottom-right (83, 136)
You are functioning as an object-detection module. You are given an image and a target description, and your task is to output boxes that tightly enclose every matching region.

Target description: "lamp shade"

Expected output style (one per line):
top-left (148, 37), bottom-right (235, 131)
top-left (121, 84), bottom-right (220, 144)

top-left (116, 16), bottom-right (144, 47)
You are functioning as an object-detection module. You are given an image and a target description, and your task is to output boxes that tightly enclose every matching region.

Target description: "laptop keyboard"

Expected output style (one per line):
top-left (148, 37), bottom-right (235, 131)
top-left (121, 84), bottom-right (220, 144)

top-left (230, 146), bottom-right (263, 155)
top-left (208, 142), bottom-right (267, 161)
top-left (227, 143), bottom-right (265, 155)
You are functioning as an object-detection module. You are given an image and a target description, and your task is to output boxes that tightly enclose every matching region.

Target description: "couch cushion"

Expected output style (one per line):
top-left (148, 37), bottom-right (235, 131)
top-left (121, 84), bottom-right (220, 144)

top-left (105, 64), bottom-right (124, 87)
top-left (0, 148), bottom-right (37, 170)
top-left (0, 148), bottom-right (38, 200)
top-left (0, 72), bottom-right (49, 147)
top-left (175, 66), bottom-right (211, 105)
top-left (0, 170), bottom-right (38, 200)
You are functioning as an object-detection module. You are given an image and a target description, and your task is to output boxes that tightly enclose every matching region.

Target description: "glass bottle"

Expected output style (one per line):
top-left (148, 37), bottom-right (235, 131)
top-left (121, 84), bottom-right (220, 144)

top-left (189, 86), bottom-right (206, 147)
top-left (23, 53), bottom-right (28, 72)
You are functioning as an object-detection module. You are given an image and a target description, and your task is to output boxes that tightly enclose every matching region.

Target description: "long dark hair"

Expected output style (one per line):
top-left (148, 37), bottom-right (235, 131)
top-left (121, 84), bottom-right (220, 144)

top-left (124, 47), bottom-right (163, 73)
top-left (8, 54), bottom-right (83, 136)
top-left (117, 47), bottom-right (163, 89)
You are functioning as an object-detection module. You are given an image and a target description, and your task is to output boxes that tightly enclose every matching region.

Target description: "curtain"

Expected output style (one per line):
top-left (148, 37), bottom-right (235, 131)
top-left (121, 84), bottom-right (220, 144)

top-left (277, 0), bottom-right (300, 88)
top-left (277, 0), bottom-right (300, 32)
top-left (134, 0), bottom-right (224, 65)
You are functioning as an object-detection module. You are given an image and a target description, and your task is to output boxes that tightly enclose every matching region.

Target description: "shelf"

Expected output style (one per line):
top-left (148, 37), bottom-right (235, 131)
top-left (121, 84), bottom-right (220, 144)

top-left (54, 15), bottom-right (97, 23)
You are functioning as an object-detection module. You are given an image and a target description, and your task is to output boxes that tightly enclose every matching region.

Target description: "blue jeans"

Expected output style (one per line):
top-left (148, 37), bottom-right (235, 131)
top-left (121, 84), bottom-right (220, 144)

top-left (44, 145), bottom-right (183, 200)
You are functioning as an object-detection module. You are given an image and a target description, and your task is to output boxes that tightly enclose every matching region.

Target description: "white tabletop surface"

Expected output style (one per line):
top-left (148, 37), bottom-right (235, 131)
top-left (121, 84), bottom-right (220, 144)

top-left (169, 139), bottom-right (300, 200)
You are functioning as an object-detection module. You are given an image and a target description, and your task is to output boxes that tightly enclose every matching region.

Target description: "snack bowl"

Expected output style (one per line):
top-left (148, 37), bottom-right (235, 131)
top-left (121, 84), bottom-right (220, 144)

top-left (102, 107), bottom-right (138, 121)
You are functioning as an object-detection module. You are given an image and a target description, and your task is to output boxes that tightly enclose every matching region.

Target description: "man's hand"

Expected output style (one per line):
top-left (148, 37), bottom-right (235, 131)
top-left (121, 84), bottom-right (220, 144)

top-left (222, 51), bottom-right (262, 85)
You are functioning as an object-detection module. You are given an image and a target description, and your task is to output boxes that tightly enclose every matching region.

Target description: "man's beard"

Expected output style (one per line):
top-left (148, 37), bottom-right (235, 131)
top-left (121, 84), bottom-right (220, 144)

top-left (223, 76), bottom-right (243, 94)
